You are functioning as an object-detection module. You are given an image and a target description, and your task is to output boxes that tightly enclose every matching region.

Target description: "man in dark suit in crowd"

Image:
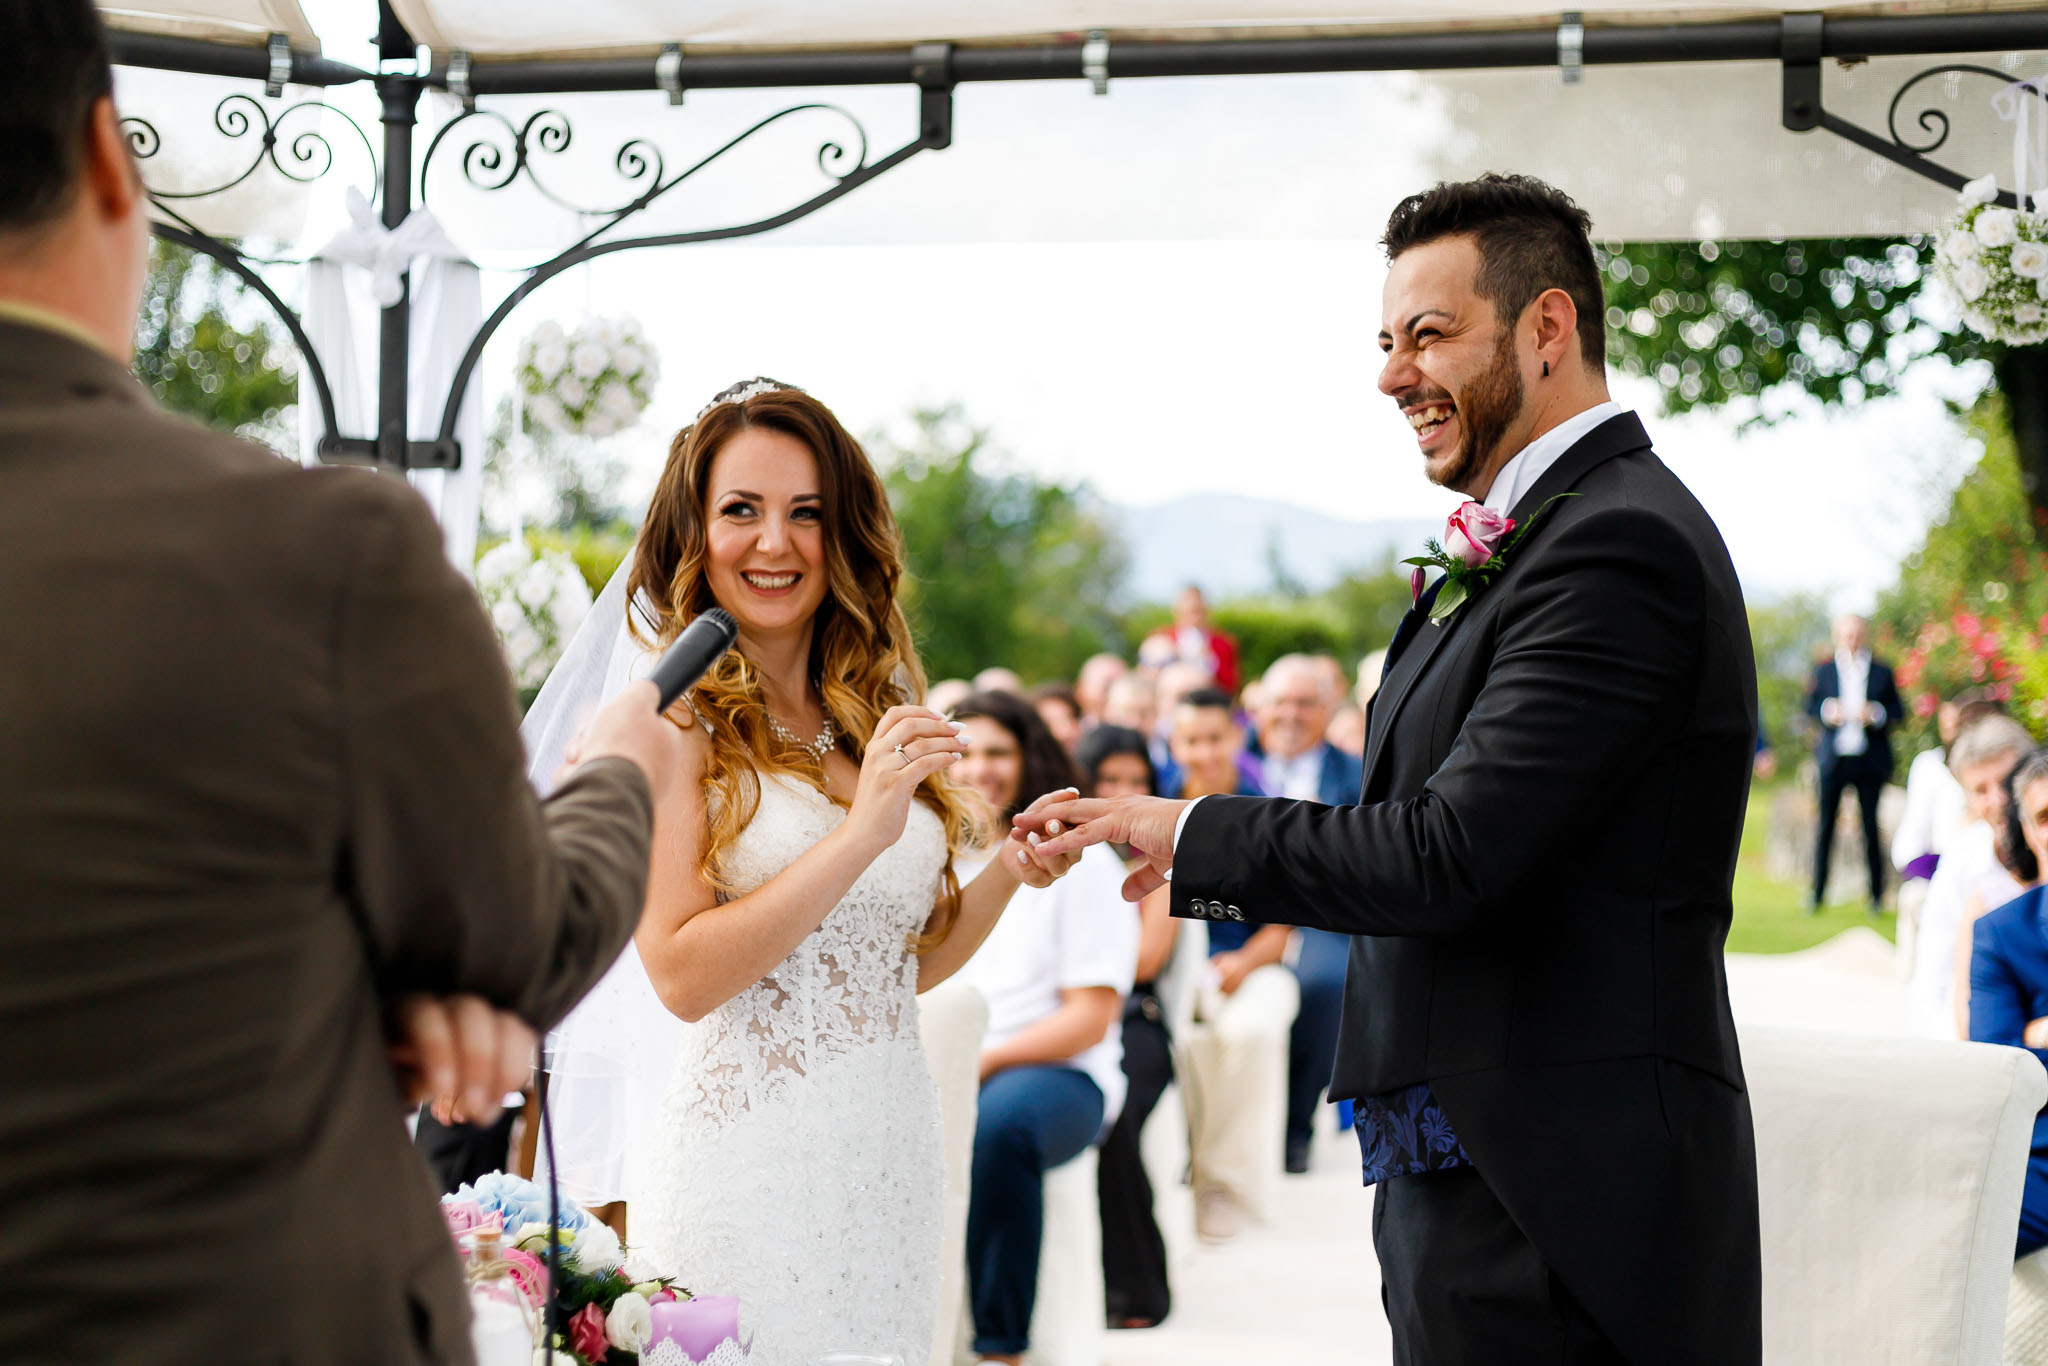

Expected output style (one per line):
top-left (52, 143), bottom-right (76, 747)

top-left (0, 6), bottom-right (679, 1361)
top-left (1251, 653), bottom-right (1365, 1174)
top-left (1026, 175), bottom-right (1760, 1366)
top-left (1805, 612), bottom-right (1903, 914)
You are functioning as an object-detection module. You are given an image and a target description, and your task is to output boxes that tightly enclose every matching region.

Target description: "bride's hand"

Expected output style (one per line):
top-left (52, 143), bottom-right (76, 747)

top-left (845, 705), bottom-right (968, 854)
top-left (1004, 787), bottom-right (1084, 888)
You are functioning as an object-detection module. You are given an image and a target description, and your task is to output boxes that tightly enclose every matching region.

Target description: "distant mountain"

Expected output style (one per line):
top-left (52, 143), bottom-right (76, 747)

top-left (1111, 493), bottom-right (1438, 605)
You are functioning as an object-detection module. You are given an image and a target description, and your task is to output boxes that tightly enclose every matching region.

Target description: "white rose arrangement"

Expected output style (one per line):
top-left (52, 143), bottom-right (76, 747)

top-left (474, 537), bottom-right (594, 693)
top-left (518, 317), bottom-right (661, 439)
top-left (1936, 174), bottom-right (2048, 346)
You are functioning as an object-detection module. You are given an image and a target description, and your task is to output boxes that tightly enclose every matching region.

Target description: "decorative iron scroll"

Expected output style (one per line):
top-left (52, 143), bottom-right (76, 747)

top-left (123, 94), bottom-right (379, 207)
top-left (418, 102), bottom-right (873, 263)
top-left (1786, 51), bottom-right (2047, 211)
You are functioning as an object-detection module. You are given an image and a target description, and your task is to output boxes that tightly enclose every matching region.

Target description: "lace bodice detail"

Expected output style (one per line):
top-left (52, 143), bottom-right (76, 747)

top-left (671, 771), bottom-right (948, 1127)
top-left (637, 770), bottom-right (950, 1364)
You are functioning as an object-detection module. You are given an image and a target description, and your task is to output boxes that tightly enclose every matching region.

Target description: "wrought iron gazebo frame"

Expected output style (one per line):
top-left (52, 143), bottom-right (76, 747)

top-left (106, 3), bottom-right (2048, 476)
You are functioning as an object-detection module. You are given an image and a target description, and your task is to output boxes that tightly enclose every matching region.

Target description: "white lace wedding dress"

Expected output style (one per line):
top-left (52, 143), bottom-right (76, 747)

top-left (636, 770), bottom-right (949, 1366)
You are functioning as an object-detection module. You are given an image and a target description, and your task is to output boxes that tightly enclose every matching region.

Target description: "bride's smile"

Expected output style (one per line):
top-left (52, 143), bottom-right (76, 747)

top-left (703, 426), bottom-right (830, 642)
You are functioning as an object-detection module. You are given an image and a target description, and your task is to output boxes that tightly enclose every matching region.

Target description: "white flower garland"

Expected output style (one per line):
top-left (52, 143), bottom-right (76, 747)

top-left (518, 316), bottom-right (661, 439)
top-left (1936, 174), bottom-right (2048, 346)
top-left (475, 537), bottom-right (594, 692)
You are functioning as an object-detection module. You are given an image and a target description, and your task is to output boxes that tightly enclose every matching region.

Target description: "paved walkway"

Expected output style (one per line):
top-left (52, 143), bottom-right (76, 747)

top-left (1102, 929), bottom-right (1905, 1366)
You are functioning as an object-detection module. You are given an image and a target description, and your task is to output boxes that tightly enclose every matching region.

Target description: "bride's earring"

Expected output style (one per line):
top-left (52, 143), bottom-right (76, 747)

top-left (1542, 359), bottom-right (1550, 378)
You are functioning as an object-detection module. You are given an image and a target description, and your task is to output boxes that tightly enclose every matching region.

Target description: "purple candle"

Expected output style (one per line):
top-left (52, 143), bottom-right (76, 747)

top-left (648, 1295), bottom-right (741, 1361)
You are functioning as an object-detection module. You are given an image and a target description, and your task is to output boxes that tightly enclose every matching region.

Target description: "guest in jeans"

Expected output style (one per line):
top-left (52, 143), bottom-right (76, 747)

top-left (948, 692), bottom-right (1140, 1365)
top-left (1079, 725), bottom-right (1180, 1329)
top-left (1966, 749), bottom-right (2048, 1255)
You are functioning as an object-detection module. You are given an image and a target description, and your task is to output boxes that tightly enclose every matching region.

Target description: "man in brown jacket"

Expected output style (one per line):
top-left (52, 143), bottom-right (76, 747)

top-left (0, 5), bottom-right (680, 1361)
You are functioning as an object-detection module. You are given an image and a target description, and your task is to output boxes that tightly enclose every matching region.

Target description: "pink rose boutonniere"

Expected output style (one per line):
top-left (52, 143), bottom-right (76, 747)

top-left (1405, 494), bottom-right (1576, 622)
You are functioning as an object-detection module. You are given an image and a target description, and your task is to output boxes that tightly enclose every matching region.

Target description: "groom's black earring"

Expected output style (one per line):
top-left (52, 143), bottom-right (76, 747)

top-left (1542, 359), bottom-right (1550, 378)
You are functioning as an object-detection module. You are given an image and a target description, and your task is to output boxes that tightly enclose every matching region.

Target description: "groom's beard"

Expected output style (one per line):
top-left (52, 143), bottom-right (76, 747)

top-left (1434, 327), bottom-right (1526, 494)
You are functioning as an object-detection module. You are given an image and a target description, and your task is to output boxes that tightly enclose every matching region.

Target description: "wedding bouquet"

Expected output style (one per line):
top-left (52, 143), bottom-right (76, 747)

top-left (475, 537), bottom-right (594, 694)
top-left (1935, 175), bottom-right (2048, 346)
top-left (443, 1174), bottom-right (691, 1365)
top-left (519, 317), bottom-right (661, 440)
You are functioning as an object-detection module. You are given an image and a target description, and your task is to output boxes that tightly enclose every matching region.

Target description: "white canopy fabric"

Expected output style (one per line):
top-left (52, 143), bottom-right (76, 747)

top-left (104, 0), bottom-right (2033, 60)
top-left (381, 0), bottom-right (2036, 56)
top-left (100, 0), bottom-right (319, 52)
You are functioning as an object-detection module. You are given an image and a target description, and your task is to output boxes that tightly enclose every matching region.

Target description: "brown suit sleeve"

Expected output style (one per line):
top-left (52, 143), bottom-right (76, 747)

top-left (334, 480), bottom-right (653, 1030)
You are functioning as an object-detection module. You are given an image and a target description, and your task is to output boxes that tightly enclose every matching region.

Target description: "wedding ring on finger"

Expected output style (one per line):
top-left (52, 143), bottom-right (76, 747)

top-left (893, 742), bottom-right (910, 767)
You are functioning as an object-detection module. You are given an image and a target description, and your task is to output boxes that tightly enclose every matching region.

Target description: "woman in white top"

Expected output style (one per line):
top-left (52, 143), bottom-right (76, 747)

top-left (1905, 714), bottom-right (2033, 1038)
top-left (947, 689), bottom-right (1140, 1366)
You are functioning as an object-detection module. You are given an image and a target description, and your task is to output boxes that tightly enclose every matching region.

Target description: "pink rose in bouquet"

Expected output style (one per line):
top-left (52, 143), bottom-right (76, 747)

top-left (1442, 502), bottom-right (1514, 568)
top-left (441, 1200), bottom-right (500, 1242)
top-left (500, 1247), bottom-right (551, 1308)
top-left (569, 1302), bottom-right (611, 1362)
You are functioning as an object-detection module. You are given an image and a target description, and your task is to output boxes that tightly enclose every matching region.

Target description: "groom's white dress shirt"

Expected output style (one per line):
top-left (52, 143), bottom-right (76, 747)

top-left (1169, 400), bottom-right (1629, 862)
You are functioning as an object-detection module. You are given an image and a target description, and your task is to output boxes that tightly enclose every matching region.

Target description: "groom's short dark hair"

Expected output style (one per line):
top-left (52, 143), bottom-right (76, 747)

top-left (0, 0), bottom-right (116, 235)
top-left (1381, 174), bottom-right (1606, 371)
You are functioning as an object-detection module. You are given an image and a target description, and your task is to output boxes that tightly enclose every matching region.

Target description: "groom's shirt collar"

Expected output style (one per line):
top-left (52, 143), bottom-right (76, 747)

top-left (1478, 399), bottom-right (1626, 516)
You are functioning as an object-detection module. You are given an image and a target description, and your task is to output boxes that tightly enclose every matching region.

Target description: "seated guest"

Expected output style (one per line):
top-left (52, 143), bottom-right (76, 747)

top-left (974, 665), bottom-right (1027, 696)
top-left (948, 692), bottom-right (1140, 1366)
top-left (1965, 749), bottom-right (2048, 1256)
top-left (1254, 655), bottom-right (1365, 1175)
top-left (1895, 692), bottom-right (2002, 940)
top-left (1325, 704), bottom-right (1366, 758)
top-left (1908, 715), bottom-right (2034, 1037)
top-left (928, 677), bottom-right (973, 714)
top-left (1138, 586), bottom-right (1241, 692)
top-left (1031, 680), bottom-right (1085, 757)
top-left (1103, 672), bottom-right (1176, 792)
top-left (1163, 689), bottom-right (1298, 1241)
top-left (1075, 653), bottom-right (1129, 729)
top-left (1078, 726), bottom-right (1178, 1330)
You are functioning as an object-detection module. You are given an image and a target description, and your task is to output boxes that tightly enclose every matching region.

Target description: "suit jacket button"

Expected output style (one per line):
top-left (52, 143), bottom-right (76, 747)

top-left (1189, 899), bottom-right (1207, 917)
top-left (1227, 904), bottom-right (1244, 920)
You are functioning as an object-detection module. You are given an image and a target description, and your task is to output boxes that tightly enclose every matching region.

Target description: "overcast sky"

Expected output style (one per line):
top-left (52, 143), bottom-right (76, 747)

top-left (197, 2), bottom-right (1997, 610)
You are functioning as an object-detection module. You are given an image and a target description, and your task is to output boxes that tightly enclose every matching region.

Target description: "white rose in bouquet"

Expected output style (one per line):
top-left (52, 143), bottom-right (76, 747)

top-left (599, 381), bottom-right (637, 417)
top-left (1977, 207), bottom-right (2020, 248)
top-left (570, 341), bottom-right (609, 381)
top-left (586, 413), bottom-right (619, 438)
top-left (1946, 230), bottom-right (1982, 265)
top-left (2012, 240), bottom-right (2048, 280)
top-left (606, 1292), bottom-right (654, 1352)
top-left (532, 319), bottom-right (565, 347)
top-left (527, 393), bottom-right (568, 433)
top-left (1963, 174), bottom-right (2001, 207)
top-left (532, 340), bottom-right (569, 380)
top-left (590, 318), bottom-right (622, 349)
top-left (1954, 261), bottom-right (1992, 302)
top-left (613, 343), bottom-right (646, 378)
top-left (556, 376), bottom-right (589, 409)
top-left (2017, 302), bottom-right (2045, 325)
top-left (569, 1218), bottom-right (625, 1274)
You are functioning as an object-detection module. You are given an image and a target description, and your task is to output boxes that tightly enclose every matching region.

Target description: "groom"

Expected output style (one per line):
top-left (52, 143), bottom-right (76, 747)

top-left (1026, 174), bottom-right (1761, 1365)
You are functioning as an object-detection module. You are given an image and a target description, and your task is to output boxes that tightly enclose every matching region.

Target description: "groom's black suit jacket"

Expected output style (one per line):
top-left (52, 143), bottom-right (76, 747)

top-left (1176, 412), bottom-right (1762, 1366)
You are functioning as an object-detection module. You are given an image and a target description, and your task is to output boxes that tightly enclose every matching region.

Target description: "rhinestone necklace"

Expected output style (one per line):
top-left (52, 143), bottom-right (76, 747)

top-left (768, 712), bottom-right (838, 762)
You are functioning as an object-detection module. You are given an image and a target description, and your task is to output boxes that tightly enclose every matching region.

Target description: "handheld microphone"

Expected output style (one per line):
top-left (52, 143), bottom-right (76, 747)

top-left (649, 608), bottom-right (739, 711)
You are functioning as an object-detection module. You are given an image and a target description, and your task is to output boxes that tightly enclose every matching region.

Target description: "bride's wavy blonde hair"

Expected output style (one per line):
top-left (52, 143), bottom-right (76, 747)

top-left (627, 385), bottom-right (985, 947)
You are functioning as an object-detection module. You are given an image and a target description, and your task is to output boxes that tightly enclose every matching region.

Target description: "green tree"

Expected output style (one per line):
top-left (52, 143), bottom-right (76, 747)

top-left (876, 406), bottom-right (1128, 685)
top-left (1597, 237), bottom-right (1986, 420)
top-left (132, 241), bottom-right (297, 450)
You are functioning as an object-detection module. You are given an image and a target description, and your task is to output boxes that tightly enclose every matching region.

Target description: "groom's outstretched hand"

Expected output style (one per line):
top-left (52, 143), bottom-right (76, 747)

top-left (1014, 795), bottom-right (1188, 902)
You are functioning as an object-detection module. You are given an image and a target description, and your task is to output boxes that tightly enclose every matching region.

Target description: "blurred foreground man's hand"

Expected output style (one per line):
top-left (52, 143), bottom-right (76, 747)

top-left (0, 7), bottom-right (664, 1362)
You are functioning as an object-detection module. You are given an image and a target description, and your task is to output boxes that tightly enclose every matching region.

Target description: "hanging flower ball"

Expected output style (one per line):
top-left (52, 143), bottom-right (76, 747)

top-left (1933, 176), bottom-right (2048, 347)
top-left (517, 316), bottom-right (661, 439)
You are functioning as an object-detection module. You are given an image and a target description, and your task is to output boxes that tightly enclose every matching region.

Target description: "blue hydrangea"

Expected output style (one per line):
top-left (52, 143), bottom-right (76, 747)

top-left (449, 1172), bottom-right (590, 1235)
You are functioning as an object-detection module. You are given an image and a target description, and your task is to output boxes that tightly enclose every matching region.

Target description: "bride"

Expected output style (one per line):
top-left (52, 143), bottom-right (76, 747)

top-left (531, 379), bottom-right (1077, 1364)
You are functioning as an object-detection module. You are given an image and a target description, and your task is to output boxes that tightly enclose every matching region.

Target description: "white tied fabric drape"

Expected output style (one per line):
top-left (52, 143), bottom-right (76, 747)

top-left (297, 189), bottom-right (485, 575)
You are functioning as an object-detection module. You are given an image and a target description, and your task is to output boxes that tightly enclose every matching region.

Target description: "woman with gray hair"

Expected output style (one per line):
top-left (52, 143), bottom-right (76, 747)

top-left (1905, 714), bottom-right (2035, 1037)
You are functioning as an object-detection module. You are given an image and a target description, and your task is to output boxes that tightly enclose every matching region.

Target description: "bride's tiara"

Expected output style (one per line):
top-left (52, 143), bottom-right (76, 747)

top-left (695, 376), bottom-right (805, 421)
